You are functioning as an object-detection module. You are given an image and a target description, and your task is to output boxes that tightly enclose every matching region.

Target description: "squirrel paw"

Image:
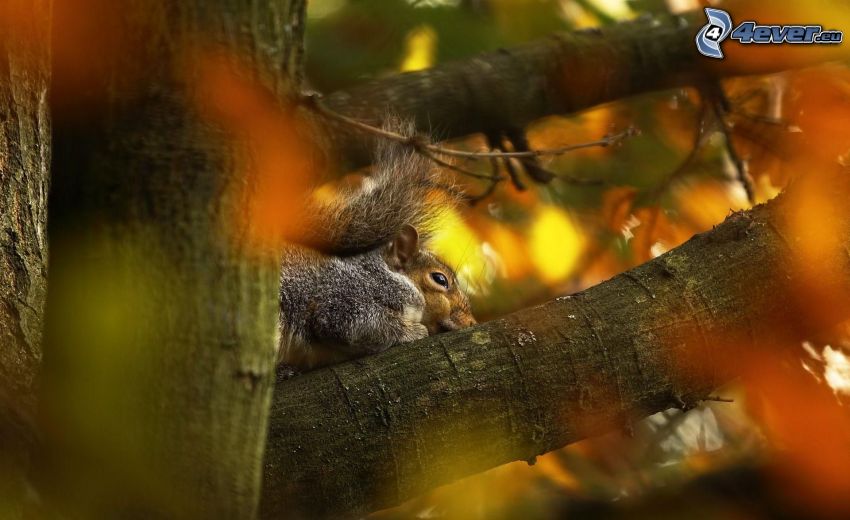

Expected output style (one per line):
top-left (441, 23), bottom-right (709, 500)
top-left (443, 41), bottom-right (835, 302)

top-left (402, 323), bottom-right (429, 343)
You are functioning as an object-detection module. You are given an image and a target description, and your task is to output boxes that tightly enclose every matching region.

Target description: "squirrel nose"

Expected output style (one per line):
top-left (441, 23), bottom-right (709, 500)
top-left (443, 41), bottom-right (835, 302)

top-left (453, 313), bottom-right (477, 329)
top-left (438, 313), bottom-right (477, 333)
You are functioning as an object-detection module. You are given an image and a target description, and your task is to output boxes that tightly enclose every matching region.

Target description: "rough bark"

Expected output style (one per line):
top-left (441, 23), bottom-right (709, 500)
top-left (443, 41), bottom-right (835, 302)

top-left (260, 175), bottom-right (850, 518)
top-left (320, 10), bottom-right (848, 169)
top-left (0, 0), bottom-right (50, 517)
top-left (41, 0), bottom-right (304, 517)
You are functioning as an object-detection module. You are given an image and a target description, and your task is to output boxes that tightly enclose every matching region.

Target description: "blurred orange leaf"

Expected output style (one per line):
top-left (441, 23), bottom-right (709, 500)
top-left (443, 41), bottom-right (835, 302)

top-left (189, 49), bottom-right (317, 253)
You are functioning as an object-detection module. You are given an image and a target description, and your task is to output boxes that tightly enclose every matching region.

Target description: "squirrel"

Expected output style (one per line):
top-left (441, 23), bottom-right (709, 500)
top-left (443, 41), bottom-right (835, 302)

top-left (277, 120), bottom-right (476, 371)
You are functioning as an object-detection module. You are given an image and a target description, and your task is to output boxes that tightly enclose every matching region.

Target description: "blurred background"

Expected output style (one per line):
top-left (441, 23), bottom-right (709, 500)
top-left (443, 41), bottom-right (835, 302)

top-left (5, 0), bottom-right (849, 517)
top-left (301, 0), bottom-right (850, 518)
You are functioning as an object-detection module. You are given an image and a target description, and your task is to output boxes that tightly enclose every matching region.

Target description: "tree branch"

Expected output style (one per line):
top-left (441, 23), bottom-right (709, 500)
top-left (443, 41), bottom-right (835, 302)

top-left (259, 9), bottom-right (850, 517)
top-left (260, 173), bottom-right (850, 517)
top-left (319, 10), bottom-right (848, 170)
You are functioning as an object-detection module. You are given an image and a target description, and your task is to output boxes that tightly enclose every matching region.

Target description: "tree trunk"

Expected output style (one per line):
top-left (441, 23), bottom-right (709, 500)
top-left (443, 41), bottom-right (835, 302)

top-left (260, 176), bottom-right (850, 518)
top-left (0, 0), bottom-right (50, 517)
top-left (41, 0), bottom-right (305, 516)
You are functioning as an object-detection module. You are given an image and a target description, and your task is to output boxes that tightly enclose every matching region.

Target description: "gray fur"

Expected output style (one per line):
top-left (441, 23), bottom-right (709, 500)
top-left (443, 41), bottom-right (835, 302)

top-left (278, 118), bottom-right (461, 369)
top-left (278, 245), bottom-right (427, 365)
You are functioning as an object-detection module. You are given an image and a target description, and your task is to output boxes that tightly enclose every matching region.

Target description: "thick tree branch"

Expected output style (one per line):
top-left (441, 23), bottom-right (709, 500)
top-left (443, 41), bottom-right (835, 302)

top-left (257, 10), bottom-right (850, 517)
top-left (319, 10), bottom-right (848, 169)
top-left (261, 173), bottom-right (850, 518)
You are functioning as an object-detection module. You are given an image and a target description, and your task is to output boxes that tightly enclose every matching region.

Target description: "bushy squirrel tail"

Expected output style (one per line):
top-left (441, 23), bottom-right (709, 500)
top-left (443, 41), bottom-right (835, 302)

top-left (301, 118), bottom-right (454, 255)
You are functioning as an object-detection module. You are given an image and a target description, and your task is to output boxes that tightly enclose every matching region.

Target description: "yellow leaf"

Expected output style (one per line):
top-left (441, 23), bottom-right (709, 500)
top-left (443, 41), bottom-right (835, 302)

top-left (399, 25), bottom-right (437, 72)
top-left (529, 206), bottom-right (583, 283)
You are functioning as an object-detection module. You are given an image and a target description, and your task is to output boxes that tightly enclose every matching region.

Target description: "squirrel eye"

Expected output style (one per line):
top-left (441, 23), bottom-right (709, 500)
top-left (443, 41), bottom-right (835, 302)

top-left (430, 272), bottom-right (449, 288)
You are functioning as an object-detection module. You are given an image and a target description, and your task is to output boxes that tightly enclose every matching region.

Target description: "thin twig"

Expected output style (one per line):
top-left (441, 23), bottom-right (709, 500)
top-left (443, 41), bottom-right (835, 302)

top-left (302, 91), bottom-right (636, 161)
top-left (504, 127), bottom-right (554, 183)
top-left (427, 129), bottom-right (635, 159)
top-left (731, 109), bottom-right (786, 127)
top-left (643, 101), bottom-right (711, 204)
top-left (303, 91), bottom-right (634, 204)
top-left (555, 172), bottom-right (609, 186)
top-left (419, 149), bottom-right (499, 181)
top-left (468, 176), bottom-right (502, 205)
top-left (429, 181), bottom-right (473, 203)
top-left (705, 83), bottom-right (756, 204)
top-left (420, 145), bottom-right (506, 204)
top-left (702, 395), bottom-right (735, 403)
top-left (485, 132), bottom-right (526, 190)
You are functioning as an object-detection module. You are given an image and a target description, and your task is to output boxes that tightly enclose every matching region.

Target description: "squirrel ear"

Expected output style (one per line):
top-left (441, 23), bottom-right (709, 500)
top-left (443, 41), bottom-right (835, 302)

top-left (390, 224), bottom-right (419, 267)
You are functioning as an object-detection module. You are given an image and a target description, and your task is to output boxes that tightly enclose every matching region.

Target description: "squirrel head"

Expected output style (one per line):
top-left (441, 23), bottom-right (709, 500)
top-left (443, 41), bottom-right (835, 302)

top-left (386, 224), bottom-right (476, 334)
